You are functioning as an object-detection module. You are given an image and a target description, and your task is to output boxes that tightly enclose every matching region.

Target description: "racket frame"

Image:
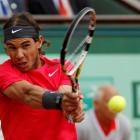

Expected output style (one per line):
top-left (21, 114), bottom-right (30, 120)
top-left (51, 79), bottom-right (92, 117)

top-left (61, 7), bottom-right (96, 89)
top-left (60, 7), bottom-right (96, 122)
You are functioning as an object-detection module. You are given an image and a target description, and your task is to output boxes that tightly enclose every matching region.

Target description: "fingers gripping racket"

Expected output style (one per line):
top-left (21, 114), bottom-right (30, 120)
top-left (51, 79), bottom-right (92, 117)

top-left (60, 7), bottom-right (96, 122)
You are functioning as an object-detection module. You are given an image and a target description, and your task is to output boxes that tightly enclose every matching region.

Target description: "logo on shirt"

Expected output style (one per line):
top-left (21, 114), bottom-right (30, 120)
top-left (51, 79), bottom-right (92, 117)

top-left (48, 69), bottom-right (58, 77)
top-left (11, 29), bottom-right (22, 34)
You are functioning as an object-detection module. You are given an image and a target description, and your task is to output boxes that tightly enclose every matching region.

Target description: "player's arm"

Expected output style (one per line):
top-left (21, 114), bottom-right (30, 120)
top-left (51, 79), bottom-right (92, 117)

top-left (2, 80), bottom-right (84, 119)
top-left (3, 80), bottom-right (46, 108)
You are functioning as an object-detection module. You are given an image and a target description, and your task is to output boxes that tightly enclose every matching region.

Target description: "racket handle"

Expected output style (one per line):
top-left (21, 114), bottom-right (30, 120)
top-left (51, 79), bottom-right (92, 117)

top-left (67, 90), bottom-right (79, 123)
top-left (74, 90), bottom-right (78, 95)
top-left (68, 114), bottom-right (74, 123)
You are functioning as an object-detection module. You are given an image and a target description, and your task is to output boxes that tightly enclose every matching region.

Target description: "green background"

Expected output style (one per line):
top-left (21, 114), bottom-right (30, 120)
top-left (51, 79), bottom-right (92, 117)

top-left (1, 18), bottom-right (140, 140)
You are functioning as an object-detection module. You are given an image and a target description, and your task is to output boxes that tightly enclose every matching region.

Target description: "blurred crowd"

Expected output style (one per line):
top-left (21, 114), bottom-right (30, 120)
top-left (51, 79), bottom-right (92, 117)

top-left (0, 0), bottom-right (91, 17)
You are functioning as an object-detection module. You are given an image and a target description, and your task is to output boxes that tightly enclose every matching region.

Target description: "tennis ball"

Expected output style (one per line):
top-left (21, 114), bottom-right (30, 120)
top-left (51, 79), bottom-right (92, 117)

top-left (107, 95), bottom-right (126, 113)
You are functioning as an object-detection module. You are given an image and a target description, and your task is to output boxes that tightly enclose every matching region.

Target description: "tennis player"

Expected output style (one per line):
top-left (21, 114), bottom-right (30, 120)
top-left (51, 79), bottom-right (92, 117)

top-left (0, 12), bottom-right (84, 140)
top-left (76, 85), bottom-right (131, 140)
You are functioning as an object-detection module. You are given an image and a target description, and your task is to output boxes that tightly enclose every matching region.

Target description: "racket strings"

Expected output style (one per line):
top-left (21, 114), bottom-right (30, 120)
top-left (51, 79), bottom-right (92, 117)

top-left (66, 35), bottom-right (86, 60)
top-left (65, 39), bottom-right (87, 74)
top-left (65, 21), bottom-right (89, 74)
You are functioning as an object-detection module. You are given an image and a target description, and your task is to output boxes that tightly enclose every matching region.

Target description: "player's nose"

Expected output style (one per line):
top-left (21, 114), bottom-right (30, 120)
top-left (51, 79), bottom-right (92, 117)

top-left (15, 48), bottom-right (24, 59)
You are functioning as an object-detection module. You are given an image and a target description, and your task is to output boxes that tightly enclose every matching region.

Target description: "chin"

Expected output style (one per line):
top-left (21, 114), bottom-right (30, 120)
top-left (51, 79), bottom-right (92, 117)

top-left (18, 66), bottom-right (30, 72)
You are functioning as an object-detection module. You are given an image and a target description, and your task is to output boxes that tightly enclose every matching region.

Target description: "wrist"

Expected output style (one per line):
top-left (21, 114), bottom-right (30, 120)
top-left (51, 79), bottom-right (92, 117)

top-left (42, 91), bottom-right (63, 110)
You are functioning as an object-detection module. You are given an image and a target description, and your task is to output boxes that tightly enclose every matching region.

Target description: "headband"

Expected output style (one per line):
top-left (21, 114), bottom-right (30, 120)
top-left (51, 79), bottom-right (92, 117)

top-left (4, 26), bottom-right (39, 42)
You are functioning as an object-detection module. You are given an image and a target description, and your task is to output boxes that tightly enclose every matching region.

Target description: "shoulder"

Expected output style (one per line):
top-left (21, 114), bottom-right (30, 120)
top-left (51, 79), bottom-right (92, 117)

top-left (41, 56), bottom-right (60, 66)
top-left (0, 59), bottom-right (21, 75)
top-left (0, 59), bottom-right (11, 66)
top-left (117, 113), bottom-right (131, 125)
top-left (0, 60), bottom-right (24, 91)
top-left (0, 59), bottom-right (13, 71)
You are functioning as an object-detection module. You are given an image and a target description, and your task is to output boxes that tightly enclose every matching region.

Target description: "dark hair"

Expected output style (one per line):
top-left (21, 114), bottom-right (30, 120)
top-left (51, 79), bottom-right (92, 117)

top-left (3, 12), bottom-right (49, 54)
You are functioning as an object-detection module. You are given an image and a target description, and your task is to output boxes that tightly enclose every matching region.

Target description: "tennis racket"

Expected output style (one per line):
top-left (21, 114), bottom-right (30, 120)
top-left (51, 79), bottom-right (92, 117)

top-left (60, 7), bottom-right (96, 122)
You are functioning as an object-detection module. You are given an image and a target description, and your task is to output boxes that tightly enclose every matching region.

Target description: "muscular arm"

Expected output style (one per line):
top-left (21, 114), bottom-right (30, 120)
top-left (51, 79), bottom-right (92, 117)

top-left (2, 81), bottom-right (80, 110)
top-left (3, 80), bottom-right (46, 108)
top-left (3, 80), bottom-right (84, 122)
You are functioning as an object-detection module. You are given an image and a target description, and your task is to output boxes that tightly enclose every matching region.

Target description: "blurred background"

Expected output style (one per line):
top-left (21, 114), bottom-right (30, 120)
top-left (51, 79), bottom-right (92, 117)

top-left (0, 0), bottom-right (140, 140)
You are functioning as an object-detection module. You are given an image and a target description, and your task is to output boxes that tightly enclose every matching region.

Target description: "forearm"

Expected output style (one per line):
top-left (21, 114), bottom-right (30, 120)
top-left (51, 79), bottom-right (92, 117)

top-left (3, 81), bottom-right (84, 119)
top-left (3, 81), bottom-right (63, 109)
top-left (3, 81), bottom-right (43, 108)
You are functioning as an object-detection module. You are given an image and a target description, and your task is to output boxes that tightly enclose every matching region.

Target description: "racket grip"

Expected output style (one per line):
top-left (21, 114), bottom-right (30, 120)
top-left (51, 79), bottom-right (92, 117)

top-left (67, 90), bottom-right (78, 123)
top-left (68, 114), bottom-right (74, 123)
top-left (75, 90), bottom-right (78, 95)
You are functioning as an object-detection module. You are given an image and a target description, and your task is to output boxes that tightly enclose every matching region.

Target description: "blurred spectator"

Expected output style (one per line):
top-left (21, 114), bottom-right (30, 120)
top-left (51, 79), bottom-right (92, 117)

top-left (0, 0), bottom-right (12, 17)
top-left (76, 85), bottom-right (131, 140)
top-left (0, 0), bottom-right (27, 17)
top-left (8, 0), bottom-right (27, 14)
top-left (27, 0), bottom-right (91, 17)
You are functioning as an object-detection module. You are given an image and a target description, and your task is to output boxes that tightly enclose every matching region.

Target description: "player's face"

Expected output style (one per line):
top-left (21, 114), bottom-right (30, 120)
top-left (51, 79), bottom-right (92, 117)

top-left (5, 37), bottom-right (42, 72)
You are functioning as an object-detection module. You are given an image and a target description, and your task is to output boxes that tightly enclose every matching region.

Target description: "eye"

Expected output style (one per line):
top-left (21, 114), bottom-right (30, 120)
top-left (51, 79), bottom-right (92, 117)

top-left (6, 45), bottom-right (17, 51)
top-left (22, 43), bottom-right (31, 49)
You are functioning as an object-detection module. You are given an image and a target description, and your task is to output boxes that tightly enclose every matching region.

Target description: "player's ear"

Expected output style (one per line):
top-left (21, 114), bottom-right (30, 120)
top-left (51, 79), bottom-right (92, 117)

top-left (37, 35), bottom-right (43, 49)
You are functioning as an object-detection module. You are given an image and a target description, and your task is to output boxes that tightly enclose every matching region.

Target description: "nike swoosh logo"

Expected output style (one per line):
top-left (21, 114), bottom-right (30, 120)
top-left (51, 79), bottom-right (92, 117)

top-left (11, 29), bottom-right (22, 34)
top-left (48, 69), bottom-right (58, 77)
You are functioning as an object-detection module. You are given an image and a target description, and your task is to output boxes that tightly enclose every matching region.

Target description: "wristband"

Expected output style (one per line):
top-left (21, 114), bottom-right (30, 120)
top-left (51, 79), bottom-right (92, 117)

top-left (42, 91), bottom-right (63, 110)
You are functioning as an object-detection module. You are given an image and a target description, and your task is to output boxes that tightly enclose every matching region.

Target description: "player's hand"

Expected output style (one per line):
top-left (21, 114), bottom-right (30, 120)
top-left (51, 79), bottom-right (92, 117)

top-left (61, 92), bottom-right (81, 111)
top-left (61, 92), bottom-right (85, 122)
top-left (68, 100), bottom-right (85, 123)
